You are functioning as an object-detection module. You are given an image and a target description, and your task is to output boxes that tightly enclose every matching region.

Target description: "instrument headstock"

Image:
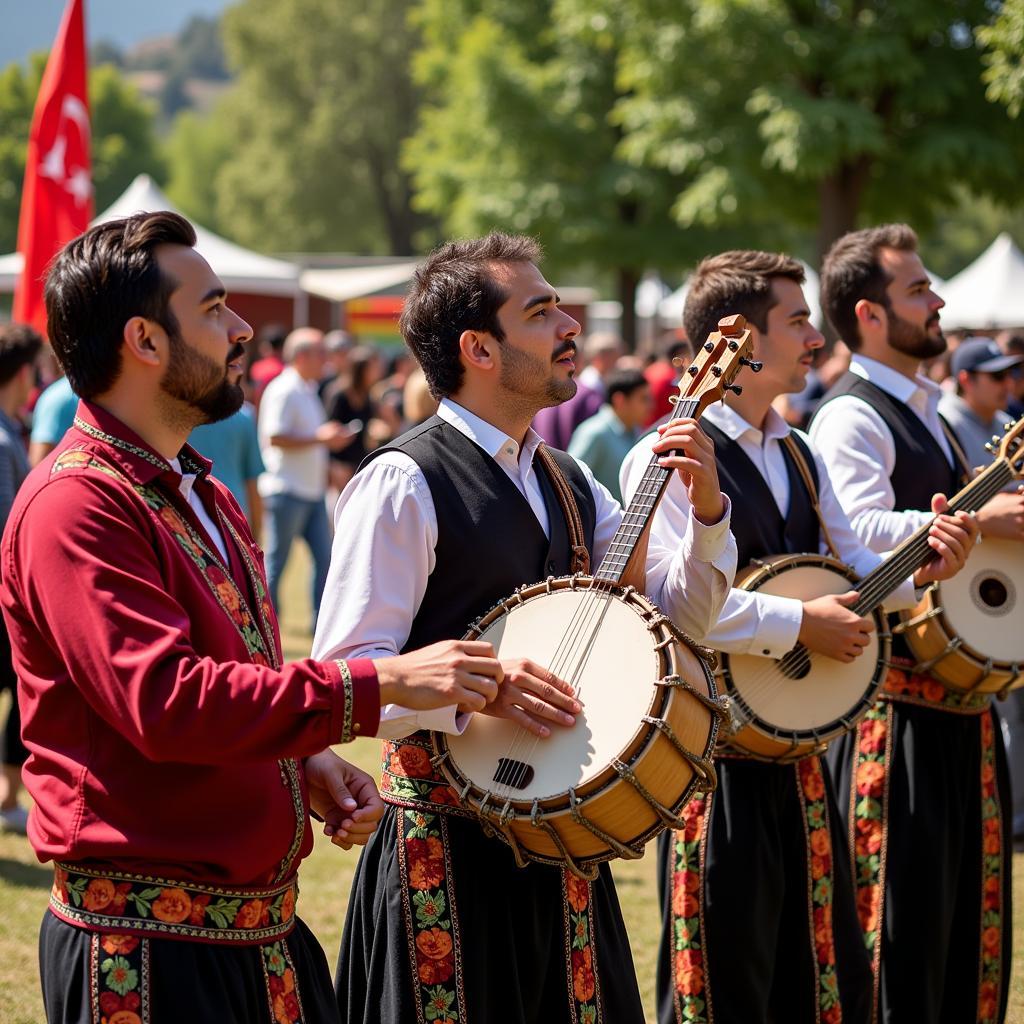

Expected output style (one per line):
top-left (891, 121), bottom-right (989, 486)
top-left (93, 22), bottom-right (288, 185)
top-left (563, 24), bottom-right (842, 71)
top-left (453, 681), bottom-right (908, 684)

top-left (669, 314), bottom-right (760, 420)
top-left (986, 417), bottom-right (1024, 478)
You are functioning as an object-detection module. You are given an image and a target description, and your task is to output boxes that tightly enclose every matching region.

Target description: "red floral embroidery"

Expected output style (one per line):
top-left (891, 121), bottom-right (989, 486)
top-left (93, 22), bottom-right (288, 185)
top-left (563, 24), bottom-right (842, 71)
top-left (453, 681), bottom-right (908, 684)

top-left (563, 868), bottom-right (601, 1023)
top-left (977, 711), bottom-right (1004, 1024)
top-left (669, 792), bottom-right (710, 1021)
top-left (796, 757), bottom-right (843, 1020)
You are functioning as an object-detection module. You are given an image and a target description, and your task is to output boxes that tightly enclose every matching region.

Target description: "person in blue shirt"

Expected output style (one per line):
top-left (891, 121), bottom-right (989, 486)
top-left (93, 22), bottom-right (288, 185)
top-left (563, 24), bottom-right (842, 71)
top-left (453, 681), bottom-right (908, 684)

top-left (567, 367), bottom-right (652, 503)
top-left (29, 374), bottom-right (78, 466)
top-left (189, 404), bottom-right (266, 537)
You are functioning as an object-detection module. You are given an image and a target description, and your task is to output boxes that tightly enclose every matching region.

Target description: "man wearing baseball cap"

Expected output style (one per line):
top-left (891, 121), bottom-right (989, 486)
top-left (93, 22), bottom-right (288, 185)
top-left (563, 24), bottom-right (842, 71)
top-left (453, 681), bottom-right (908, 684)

top-left (939, 336), bottom-right (1023, 477)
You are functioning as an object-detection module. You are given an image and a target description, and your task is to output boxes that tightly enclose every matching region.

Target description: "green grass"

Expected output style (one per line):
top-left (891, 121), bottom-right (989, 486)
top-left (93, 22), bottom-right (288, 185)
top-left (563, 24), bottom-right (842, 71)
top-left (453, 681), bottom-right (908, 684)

top-left (1, 546), bottom-right (1022, 1021)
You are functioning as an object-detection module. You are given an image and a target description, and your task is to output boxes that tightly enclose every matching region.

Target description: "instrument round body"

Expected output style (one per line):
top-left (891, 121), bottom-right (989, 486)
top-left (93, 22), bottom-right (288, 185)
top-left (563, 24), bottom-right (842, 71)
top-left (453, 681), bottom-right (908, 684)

top-left (717, 553), bottom-right (890, 762)
top-left (897, 538), bottom-right (1024, 694)
top-left (432, 575), bottom-right (722, 877)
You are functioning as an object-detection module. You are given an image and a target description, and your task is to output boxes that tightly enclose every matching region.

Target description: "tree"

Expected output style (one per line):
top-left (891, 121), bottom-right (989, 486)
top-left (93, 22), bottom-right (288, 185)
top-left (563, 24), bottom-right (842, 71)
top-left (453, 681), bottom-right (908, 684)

top-left (169, 0), bottom-right (431, 255)
top-left (0, 56), bottom-right (166, 253)
top-left (406, 0), bottom-right (760, 346)
top-left (979, 0), bottom-right (1024, 118)
top-left (613, 0), bottom-right (1024, 263)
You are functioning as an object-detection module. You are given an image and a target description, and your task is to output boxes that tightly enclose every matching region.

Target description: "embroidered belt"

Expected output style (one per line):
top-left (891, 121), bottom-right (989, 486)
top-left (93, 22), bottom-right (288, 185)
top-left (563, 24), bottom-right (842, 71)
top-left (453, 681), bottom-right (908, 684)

top-left (380, 733), bottom-right (475, 818)
top-left (880, 656), bottom-right (990, 714)
top-left (51, 864), bottom-right (299, 945)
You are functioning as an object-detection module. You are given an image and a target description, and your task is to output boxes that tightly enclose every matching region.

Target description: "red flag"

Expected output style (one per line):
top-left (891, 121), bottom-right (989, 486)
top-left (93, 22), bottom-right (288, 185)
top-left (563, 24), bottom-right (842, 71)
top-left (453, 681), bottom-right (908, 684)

top-left (13, 0), bottom-right (92, 336)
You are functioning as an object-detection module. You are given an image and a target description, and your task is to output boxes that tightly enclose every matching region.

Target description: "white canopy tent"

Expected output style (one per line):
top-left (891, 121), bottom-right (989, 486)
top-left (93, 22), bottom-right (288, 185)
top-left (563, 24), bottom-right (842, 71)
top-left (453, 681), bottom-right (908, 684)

top-left (935, 233), bottom-right (1024, 331)
top-left (0, 174), bottom-right (305, 300)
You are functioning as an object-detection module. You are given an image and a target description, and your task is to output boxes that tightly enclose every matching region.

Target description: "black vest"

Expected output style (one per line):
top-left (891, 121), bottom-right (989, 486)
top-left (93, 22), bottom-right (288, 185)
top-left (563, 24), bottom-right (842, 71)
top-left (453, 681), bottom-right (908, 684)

top-left (814, 372), bottom-right (961, 509)
top-left (363, 416), bottom-right (597, 651)
top-left (701, 419), bottom-right (821, 567)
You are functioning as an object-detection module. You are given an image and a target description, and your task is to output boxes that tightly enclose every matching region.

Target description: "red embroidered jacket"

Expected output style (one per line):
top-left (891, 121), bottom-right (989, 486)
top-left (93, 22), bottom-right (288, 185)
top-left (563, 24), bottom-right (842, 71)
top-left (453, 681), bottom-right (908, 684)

top-left (0, 402), bottom-right (379, 885)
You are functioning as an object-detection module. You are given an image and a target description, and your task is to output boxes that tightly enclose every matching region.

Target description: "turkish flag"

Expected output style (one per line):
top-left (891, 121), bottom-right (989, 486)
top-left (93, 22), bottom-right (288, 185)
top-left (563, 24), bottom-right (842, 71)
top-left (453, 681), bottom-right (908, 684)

top-left (13, 0), bottom-right (92, 336)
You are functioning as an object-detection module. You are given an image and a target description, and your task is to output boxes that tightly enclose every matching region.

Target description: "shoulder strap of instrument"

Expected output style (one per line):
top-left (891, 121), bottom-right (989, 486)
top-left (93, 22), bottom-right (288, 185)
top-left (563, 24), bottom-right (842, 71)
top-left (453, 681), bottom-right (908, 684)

top-left (535, 445), bottom-right (591, 574)
top-left (780, 433), bottom-right (842, 562)
top-left (939, 415), bottom-right (974, 485)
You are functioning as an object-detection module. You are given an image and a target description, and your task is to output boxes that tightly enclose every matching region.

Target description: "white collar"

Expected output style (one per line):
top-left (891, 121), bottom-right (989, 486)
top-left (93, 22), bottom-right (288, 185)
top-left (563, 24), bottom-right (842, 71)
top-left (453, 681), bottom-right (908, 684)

top-left (437, 397), bottom-right (544, 463)
top-left (703, 400), bottom-right (790, 446)
top-left (850, 354), bottom-right (940, 404)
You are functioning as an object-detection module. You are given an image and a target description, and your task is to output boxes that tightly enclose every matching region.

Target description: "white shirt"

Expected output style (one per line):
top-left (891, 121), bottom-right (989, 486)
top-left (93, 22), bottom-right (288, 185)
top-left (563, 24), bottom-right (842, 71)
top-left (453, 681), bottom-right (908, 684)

top-left (257, 367), bottom-right (328, 501)
top-left (808, 355), bottom-right (953, 553)
top-left (619, 402), bottom-right (918, 658)
top-left (312, 398), bottom-right (737, 739)
top-left (170, 458), bottom-right (229, 564)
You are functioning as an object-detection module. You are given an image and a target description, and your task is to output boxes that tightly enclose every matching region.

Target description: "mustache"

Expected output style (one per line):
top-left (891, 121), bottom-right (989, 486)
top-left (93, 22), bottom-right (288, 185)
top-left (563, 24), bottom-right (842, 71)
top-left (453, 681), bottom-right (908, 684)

top-left (553, 343), bottom-right (577, 361)
top-left (227, 344), bottom-right (246, 364)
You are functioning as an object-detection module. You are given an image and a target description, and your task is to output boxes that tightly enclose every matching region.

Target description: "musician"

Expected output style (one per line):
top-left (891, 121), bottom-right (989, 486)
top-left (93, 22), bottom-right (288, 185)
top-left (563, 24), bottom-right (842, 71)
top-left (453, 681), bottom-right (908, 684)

top-left (809, 223), bottom-right (1008, 1023)
top-left (619, 249), bottom-right (976, 1024)
top-left (1, 211), bottom-right (510, 1024)
top-left (311, 232), bottom-right (737, 1024)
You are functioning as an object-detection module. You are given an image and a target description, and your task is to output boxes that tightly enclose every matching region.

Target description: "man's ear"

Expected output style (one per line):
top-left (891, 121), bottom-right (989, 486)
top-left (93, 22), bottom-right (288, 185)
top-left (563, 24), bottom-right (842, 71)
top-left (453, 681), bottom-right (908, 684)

top-left (121, 316), bottom-right (163, 368)
top-left (458, 329), bottom-right (497, 372)
top-left (853, 298), bottom-right (883, 330)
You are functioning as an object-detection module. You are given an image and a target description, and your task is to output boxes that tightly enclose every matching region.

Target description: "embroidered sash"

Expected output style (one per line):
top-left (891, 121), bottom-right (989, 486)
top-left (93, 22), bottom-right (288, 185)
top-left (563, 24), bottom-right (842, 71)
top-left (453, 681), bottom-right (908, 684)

top-left (880, 658), bottom-right (990, 714)
top-left (53, 864), bottom-right (299, 944)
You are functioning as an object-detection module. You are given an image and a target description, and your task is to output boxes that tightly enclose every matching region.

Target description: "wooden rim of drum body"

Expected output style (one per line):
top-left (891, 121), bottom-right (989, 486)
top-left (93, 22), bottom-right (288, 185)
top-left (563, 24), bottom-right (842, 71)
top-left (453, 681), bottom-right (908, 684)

top-left (431, 575), bottom-right (721, 874)
top-left (718, 553), bottom-right (891, 761)
top-left (897, 582), bottom-right (1024, 695)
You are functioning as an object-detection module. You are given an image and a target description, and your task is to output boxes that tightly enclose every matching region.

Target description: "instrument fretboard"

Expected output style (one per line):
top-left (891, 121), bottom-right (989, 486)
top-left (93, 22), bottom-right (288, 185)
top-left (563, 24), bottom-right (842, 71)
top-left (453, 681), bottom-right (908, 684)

top-left (852, 456), bottom-right (1016, 615)
top-left (596, 398), bottom-right (702, 584)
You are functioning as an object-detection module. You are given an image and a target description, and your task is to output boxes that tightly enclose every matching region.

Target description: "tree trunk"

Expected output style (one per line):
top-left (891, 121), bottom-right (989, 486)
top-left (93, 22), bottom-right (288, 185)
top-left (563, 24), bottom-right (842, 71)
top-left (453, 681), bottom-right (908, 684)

top-left (816, 157), bottom-right (871, 266)
top-left (616, 266), bottom-right (640, 351)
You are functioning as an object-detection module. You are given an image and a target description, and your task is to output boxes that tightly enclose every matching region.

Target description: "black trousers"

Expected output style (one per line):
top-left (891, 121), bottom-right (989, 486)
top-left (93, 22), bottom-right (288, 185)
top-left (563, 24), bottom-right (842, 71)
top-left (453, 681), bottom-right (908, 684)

top-left (40, 911), bottom-right (340, 1024)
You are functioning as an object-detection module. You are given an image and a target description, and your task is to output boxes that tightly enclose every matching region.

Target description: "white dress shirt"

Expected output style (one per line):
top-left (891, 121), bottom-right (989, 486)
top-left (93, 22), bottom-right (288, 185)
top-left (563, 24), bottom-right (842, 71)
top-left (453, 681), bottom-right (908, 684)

top-left (257, 367), bottom-right (328, 501)
top-left (312, 398), bottom-right (736, 739)
top-left (808, 355), bottom-right (953, 553)
top-left (170, 457), bottom-right (229, 564)
top-left (619, 402), bottom-right (918, 659)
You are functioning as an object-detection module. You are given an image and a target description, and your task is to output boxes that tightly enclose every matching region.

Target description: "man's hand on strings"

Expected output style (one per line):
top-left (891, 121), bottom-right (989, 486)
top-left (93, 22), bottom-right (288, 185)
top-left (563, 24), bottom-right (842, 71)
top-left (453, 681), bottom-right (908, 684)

top-left (480, 659), bottom-right (581, 737)
top-left (913, 493), bottom-right (980, 585)
top-left (375, 639), bottom-right (504, 713)
top-left (651, 419), bottom-right (726, 526)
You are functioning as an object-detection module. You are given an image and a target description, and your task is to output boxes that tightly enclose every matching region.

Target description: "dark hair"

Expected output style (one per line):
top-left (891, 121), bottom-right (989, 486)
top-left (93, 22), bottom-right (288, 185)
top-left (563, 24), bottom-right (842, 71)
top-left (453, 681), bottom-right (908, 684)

top-left (44, 211), bottom-right (197, 398)
top-left (683, 250), bottom-right (805, 351)
top-left (820, 224), bottom-right (918, 350)
top-left (258, 323), bottom-right (288, 354)
top-left (348, 345), bottom-right (379, 394)
top-left (0, 323), bottom-right (43, 387)
top-left (399, 232), bottom-right (542, 398)
top-left (605, 367), bottom-right (649, 403)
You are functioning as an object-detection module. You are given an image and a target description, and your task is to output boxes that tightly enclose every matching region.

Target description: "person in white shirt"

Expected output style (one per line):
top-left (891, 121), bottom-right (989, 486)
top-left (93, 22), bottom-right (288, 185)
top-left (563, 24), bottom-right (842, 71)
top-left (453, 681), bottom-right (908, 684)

top-left (313, 232), bottom-right (735, 1024)
top-left (809, 223), bottom-right (1008, 1024)
top-left (257, 328), bottom-right (351, 627)
top-left (620, 249), bottom-right (975, 1024)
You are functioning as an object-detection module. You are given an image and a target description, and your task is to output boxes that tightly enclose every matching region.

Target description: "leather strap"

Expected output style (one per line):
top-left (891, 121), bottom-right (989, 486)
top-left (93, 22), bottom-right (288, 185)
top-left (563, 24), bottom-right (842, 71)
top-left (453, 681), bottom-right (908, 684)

top-left (780, 434), bottom-right (842, 562)
top-left (939, 416), bottom-right (974, 485)
top-left (535, 445), bottom-right (590, 574)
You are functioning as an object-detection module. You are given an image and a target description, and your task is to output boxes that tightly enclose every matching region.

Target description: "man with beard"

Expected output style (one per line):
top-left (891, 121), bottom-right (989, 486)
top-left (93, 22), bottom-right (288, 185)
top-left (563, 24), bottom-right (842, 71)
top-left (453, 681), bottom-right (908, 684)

top-left (809, 223), bottom-right (1013, 1024)
top-left (1, 212), bottom-right (510, 1024)
top-left (621, 249), bottom-right (976, 1024)
top-left (313, 232), bottom-right (736, 1024)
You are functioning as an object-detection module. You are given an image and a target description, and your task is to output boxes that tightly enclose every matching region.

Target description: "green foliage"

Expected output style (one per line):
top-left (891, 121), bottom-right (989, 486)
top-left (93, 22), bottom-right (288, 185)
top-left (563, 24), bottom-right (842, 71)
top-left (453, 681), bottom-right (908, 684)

top-left (164, 109), bottom-right (233, 234)
top-left (407, 0), bottom-right (733, 285)
top-left (979, 0), bottom-right (1024, 117)
top-left (168, 0), bottom-right (429, 255)
top-left (0, 57), bottom-right (165, 253)
top-left (613, 0), bottom-right (1024, 258)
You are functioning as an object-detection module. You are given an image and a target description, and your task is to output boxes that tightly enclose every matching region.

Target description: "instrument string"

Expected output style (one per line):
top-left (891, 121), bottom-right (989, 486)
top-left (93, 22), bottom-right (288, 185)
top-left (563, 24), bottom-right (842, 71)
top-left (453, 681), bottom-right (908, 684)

top-left (490, 399), bottom-right (701, 799)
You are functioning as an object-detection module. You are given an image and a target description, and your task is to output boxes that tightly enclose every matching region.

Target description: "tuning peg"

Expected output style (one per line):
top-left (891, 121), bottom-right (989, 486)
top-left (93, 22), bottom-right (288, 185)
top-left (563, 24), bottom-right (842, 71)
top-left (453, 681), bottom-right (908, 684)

top-left (711, 366), bottom-right (723, 377)
top-left (985, 442), bottom-right (996, 453)
top-left (727, 340), bottom-right (739, 351)
top-left (993, 435), bottom-right (1002, 445)
top-left (740, 357), bottom-right (763, 372)
top-left (687, 364), bottom-right (699, 376)
top-left (725, 384), bottom-right (743, 395)
top-left (1006, 421), bottom-right (1015, 432)
top-left (703, 341), bottom-right (715, 353)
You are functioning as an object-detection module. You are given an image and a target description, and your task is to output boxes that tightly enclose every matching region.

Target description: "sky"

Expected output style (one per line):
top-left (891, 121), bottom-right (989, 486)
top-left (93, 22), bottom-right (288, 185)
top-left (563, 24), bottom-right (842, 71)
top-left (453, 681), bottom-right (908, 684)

top-left (1, 0), bottom-right (233, 67)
